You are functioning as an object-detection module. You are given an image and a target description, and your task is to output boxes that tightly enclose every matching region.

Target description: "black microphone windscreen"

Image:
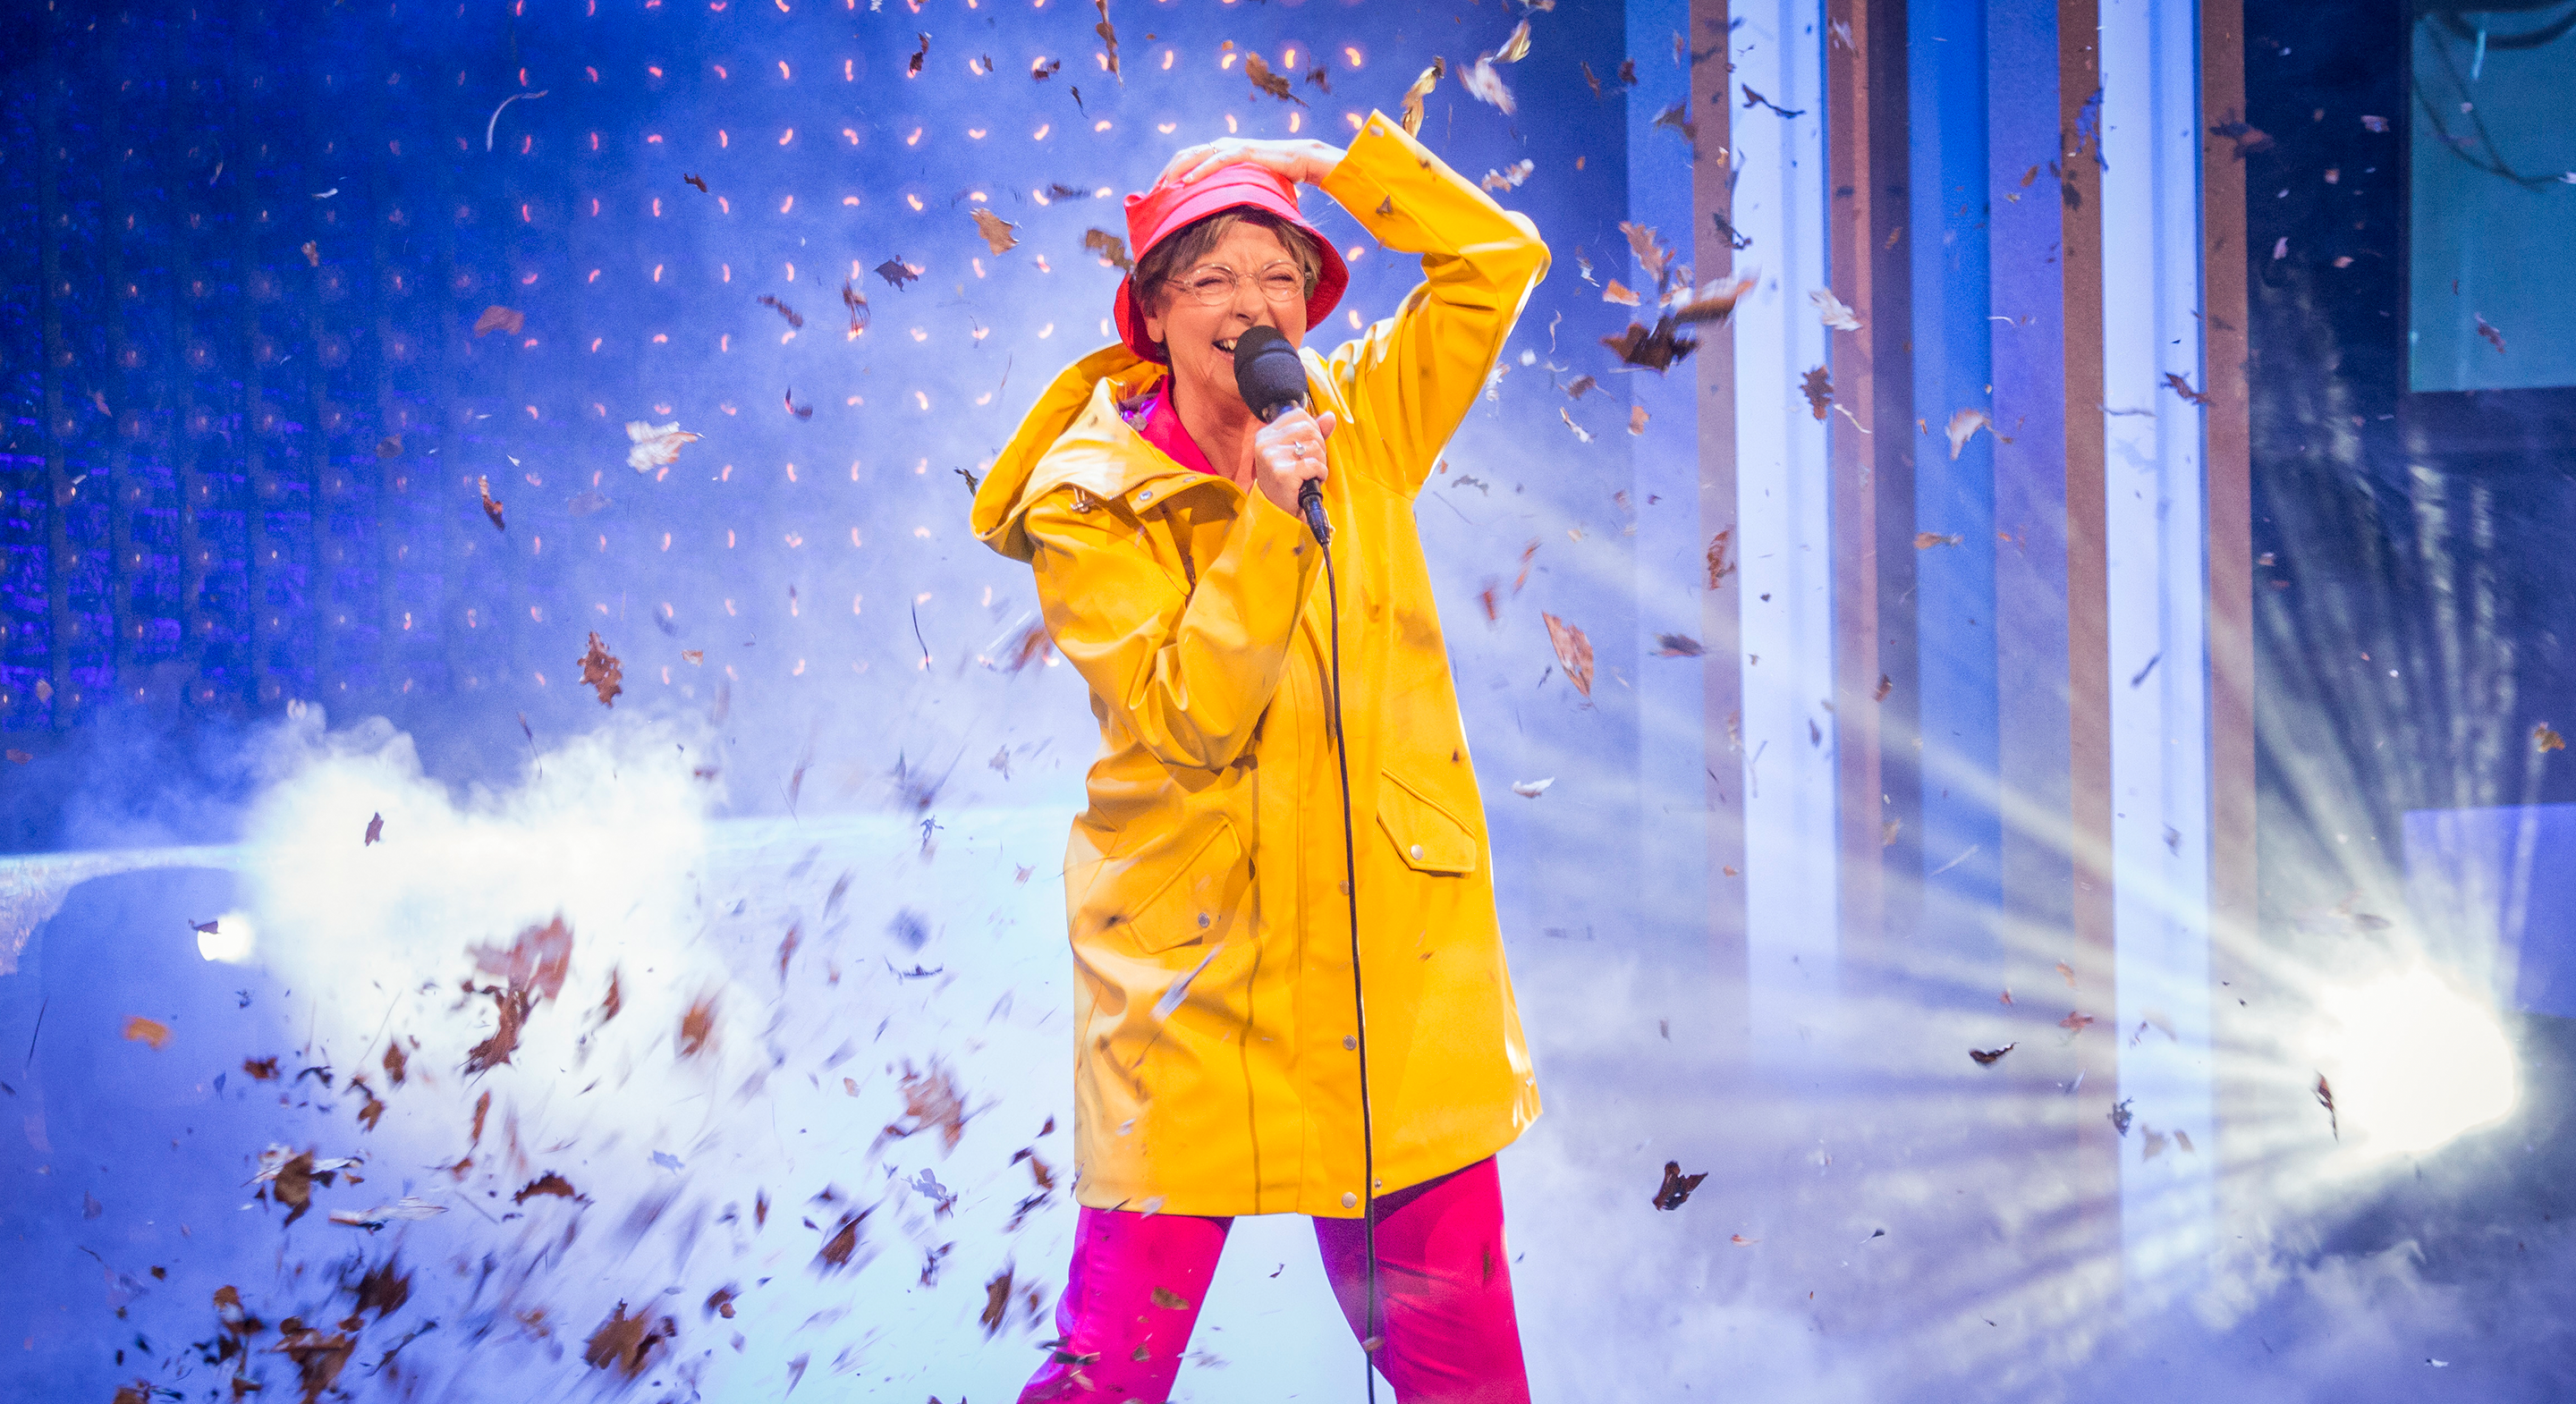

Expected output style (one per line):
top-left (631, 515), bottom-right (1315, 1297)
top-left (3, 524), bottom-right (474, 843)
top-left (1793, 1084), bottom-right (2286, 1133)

top-left (1231, 325), bottom-right (1309, 422)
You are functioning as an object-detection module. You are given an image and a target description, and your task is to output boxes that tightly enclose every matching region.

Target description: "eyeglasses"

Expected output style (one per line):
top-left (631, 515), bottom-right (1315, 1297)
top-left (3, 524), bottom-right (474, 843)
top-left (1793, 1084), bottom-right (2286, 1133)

top-left (1173, 262), bottom-right (1307, 307)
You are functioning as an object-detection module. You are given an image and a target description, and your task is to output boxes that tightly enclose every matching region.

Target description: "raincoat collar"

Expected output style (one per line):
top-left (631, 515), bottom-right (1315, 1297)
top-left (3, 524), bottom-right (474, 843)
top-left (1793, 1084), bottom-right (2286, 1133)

top-left (974, 342), bottom-right (1241, 562)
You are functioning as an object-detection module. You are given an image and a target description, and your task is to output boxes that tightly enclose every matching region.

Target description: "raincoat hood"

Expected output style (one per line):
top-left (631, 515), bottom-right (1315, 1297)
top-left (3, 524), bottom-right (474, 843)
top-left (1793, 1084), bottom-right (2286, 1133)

top-left (973, 343), bottom-right (1170, 563)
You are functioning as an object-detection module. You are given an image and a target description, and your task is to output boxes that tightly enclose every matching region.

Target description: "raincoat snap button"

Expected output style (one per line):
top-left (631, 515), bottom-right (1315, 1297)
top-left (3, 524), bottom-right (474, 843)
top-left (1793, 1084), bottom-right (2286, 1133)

top-left (1342, 1191), bottom-right (1359, 1209)
top-left (1343, 1036), bottom-right (1357, 1051)
top-left (1138, 488), bottom-right (1153, 503)
top-left (1409, 843), bottom-right (1426, 860)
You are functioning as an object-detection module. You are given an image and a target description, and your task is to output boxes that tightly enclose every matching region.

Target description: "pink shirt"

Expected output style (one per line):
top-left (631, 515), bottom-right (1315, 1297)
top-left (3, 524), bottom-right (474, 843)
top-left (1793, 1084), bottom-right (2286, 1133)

top-left (1123, 384), bottom-right (1220, 477)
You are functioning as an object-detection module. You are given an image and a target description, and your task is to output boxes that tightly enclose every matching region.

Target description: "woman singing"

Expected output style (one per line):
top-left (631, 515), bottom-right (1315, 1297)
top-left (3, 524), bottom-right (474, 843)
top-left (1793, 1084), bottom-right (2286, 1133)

top-left (970, 109), bottom-right (1548, 1402)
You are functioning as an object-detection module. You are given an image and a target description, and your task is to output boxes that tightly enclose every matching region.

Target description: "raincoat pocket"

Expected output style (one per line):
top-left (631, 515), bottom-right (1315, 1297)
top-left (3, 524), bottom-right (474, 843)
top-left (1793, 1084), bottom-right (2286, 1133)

top-left (1085, 819), bottom-right (1250, 955)
top-left (1376, 771), bottom-right (1479, 875)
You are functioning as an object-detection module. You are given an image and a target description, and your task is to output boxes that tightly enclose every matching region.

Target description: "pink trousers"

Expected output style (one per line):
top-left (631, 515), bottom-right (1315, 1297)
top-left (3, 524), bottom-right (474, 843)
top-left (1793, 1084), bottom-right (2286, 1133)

top-left (1015, 1156), bottom-right (1530, 1404)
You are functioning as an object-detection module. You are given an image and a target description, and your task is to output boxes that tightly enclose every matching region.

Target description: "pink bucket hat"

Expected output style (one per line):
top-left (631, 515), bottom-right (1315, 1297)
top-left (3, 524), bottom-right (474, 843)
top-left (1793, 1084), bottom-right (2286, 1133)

top-left (1112, 163), bottom-right (1349, 364)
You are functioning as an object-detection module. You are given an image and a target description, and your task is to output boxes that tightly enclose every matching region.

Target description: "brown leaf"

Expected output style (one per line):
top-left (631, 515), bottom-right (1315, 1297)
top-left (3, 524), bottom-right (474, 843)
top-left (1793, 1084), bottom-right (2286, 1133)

top-left (470, 1089), bottom-right (492, 1146)
top-left (1946, 407), bottom-right (1996, 460)
top-left (756, 293), bottom-right (805, 329)
top-left (1399, 58), bottom-right (1446, 138)
top-left (704, 1285), bottom-right (738, 1319)
top-left (875, 256), bottom-right (921, 289)
top-left (1601, 278), bottom-right (1642, 308)
top-left (1243, 54), bottom-right (1305, 106)
top-left (463, 986), bottom-right (535, 1077)
top-left (1600, 317), bottom-right (1697, 373)
top-left (243, 1055), bottom-right (280, 1081)
top-left (1081, 227), bottom-right (1132, 272)
top-left (2162, 371), bottom-right (2211, 406)
top-left (471, 913), bottom-right (574, 1002)
top-left (581, 1300), bottom-right (673, 1377)
top-left (906, 31), bottom-right (930, 77)
top-left (513, 1171), bottom-right (579, 1204)
top-left (352, 1079), bottom-right (387, 1132)
top-left (1913, 531), bottom-right (1964, 549)
top-left (970, 207), bottom-right (1020, 255)
top-left (354, 1255), bottom-right (411, 1319)
top-left (1003, 623), bottom-right (1054, 674)
top-left (374, 436), bottom-right (403, 460)
top-left (597, 968), bottom-right (623, 1024)
top-left (272, 1317), bottom-right (355, 1402)
top-left (579, 633), bottom-right (623, 706)
top-left (1800, 365), bottom-right (1834, 420)
top-left (679, 994), bottom-right (718, 1059)
top-left (272, 1151), bottom-right (320, 1228)
top-left (2058, 1011), bottom-right (2097, 1032)
top-left (363, 812), bottom-right (383, 846)
top-left (1706, 529), bottom-right (1735, 589)
top-left (980, 1267), bottom-right (1014, 1337)
top-left (472, 305), bottom-right (524, 337)
top-left (1651, 1160), bottom-right (1707, 1211)
top-left (841, 279), bottom-right (870, 333)
top-left (1618, 221), bottom-right (1669, 286)
top-left (2476, 314), bottom-right (2507, 355)
top-left (477, 475), bottom-right (505, 531)
top-left (1093, 0), bottom-right (1119, 76)
top-left (123, 1016), bottom-right (172, 1049)
top-left (2537, 723), bottom-right (2565, 754)
top-left (815, 1209), bottom-right (869, 1273)
top-left (1541, 613), bottom-right (1595, 698)
top-left (1150, 1286), bottom-right (1191, 1310)
top-left (894, 1058), bottom-right (969, 1153)
top-left (1654, 634), bottom-right (1705, 657)
top-left (1969, 1043), bottom-right (2016, 1066)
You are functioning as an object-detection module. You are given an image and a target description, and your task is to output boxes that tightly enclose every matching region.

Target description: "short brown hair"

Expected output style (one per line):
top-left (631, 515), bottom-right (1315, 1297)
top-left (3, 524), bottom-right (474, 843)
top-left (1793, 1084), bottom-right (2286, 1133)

top-left (1132, 208), bottom-right (1324, 327)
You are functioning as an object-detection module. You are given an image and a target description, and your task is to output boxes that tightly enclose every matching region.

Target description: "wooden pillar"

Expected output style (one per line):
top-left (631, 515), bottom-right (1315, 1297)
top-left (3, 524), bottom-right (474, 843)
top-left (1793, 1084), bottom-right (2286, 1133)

top-left (1690, 0), bottom-right (1748, 1036)
top-left (1826, 0), bottom-right (1885, 958)
top-left (2199, 0), bottom-right (2254, 997)
top-left (1867, 0), bottom-right (1921, 923)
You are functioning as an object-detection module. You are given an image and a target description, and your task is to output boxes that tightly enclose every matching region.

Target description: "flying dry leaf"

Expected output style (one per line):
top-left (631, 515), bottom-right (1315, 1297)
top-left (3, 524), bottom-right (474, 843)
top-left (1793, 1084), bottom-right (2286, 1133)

top-left (679, 995), bottom-right (718, 1059)
top-left (1969, 1043), bottom-right (2016, 1066)
top-left (2107, 1096), bottom-right (2134, 1137)
top-left (582, 1300), bottom-right (674, 1377)
top-left (512, 1171), bottom-right (578, 1205)
top-left (1093, 0), bottom-right (1119, 77)
top-left (980, 1268), bottom-right (1014, 1337)
top-left (1399, 58), bottom-right (1446, 137)
top-left (2476, 314), bottom-right (2506, 354)
top-left (897, 1059), bottom-right (969, 1153)
top-left (380, 1039), bottom-right (407, 1086)
top-left (355, 1256), bottom-right (411, 1319)
top-left (1809, 288), bottom-right (1862, 331)
top-left (1479, 159), bottom-right (1534, 191)
top-left (1511, 777), bottom-right (1554, 798)
top-left (473, 305), bottom-right (524, 337)
top-left (1490, 17), bottom-right (1533, 63)
top-left (477, 475), bottom-right (506, 530)
top-left (1914, 532), bottom-right (1964, 549)
top-left (1542, 612), bottom-right (1595, 698)
top-left (756, 293), bottom-right (804, 329)
top-left (1003, 622), bottom-right (1054, 674)
top-left (1602, 279), bottom-right (1642, 308)
top-left (271, 1320), bottom-right (354, 1399)
top-left (706, 1286), bottom-right (738, 1320)
top-left (842, 279), bottom-right (870, 333)
top-left (579, 634), bottom-right (623, 706)
top-left (1243, 54), bottom-right (1305, 105)
top-left (300, 240), bottom-right (320, 267)
top-left (1563, 375), bottom-right (1598, 399)
top-left (2056, 960), bottom-right (2077, 986)
top-left (1945, 407), bottom-right (1994, 460)
top-left (1457, 55), bottom-right (1515, 114)
top-left (243, 1055), bottom-right (280, 1081)
top-left (684, 173), bottom-right (708, 193)
top-left (1600, 317), bottom-right (1698, 372)
top-left (1801, 366), bottom-right (1835, 420)
top-left (1673, 275), bottom-right (1758, 326)
top-left (374, 435), bottom-right (402, 460)
top-left (2059, 1010), bottom-right (2097, 1033)
top-left (1652, 1160), bottom-right (1707, 1211)
top-left (1081, 227), bottom-right (1132, 272)
top-left (362, 812), bottom-right (384, 846)
top-left (1619, 221), bottom-right (1670, 285)
top-left (2314, 1073), bottom-right (2339, 1139)
top-left (970, 207), bottom-right (1020, 255)
top-left (123, 1016), bottom-right (172, 1049)
top-left (1151, 1286), bottom-right (1191, 1310)
top-left (1629, 405), bottom-right (1649, 436)
top-left (463, 985), bottom-right (535, 1076)
top-left (2536, 723), bottom-right (2564, 754)
top-left (471, 914), bottom-right (574, 1002)
top-left (1654, 633), bottom-right (1705, 657)
top-left (876, 257), bottom-right (921, 289)
top-left (327, 1198), bottom-right (445, 1230)
top-left (1558, 408), bottom-right (1592, 444)
top-left (906, 31), bottom-right (930, 77)
top-left (625, 420), bottom-right (701, 472)
top-left (1706, 529), bottom-right (1735, 588)
top-left (2162, 372), bottom-right (2211, 406)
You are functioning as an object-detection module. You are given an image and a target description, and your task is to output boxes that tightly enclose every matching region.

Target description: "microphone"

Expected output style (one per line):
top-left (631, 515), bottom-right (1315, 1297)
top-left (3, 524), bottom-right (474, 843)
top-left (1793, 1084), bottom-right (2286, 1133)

top-left (1231, 326), bottom-right (1332, 546)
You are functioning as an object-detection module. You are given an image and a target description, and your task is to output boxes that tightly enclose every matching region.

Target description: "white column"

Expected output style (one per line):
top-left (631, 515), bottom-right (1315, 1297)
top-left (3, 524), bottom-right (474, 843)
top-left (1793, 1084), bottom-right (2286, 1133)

top-left (1727, 0), bottom-right (1836, 1055)
top-left (2099, 0), bottom-right (2217, 1310)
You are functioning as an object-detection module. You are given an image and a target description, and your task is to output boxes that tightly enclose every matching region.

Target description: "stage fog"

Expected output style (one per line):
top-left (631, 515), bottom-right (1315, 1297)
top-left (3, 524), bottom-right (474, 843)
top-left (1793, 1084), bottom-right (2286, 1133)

top-left (4, 1), bottom-right (2572, 1401)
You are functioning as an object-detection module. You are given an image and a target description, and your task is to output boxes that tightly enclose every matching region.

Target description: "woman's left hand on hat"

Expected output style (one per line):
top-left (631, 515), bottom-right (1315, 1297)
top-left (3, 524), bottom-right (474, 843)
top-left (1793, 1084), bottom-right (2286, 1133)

top-left (1157, 137), bottom-right (1348, 190)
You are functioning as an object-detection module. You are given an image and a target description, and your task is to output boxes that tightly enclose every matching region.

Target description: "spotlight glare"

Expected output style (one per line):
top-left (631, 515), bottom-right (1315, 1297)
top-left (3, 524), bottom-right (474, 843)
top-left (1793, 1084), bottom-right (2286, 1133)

top-left (196, 911), bottom-right (257, 964)
top-left (2318, 967), bottom-right (2517, 1156)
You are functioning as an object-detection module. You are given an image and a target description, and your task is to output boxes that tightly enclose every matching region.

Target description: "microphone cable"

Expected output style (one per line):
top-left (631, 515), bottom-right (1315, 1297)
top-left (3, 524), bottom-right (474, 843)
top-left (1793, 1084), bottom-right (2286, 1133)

top-left (1317, 517), bottom-right (1383, 1402)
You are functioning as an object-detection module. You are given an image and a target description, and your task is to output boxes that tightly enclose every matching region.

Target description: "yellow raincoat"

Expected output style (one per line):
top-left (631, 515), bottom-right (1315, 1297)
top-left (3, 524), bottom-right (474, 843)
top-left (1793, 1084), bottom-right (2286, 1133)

top-left (970, 113), bottom-right (1547, 1218)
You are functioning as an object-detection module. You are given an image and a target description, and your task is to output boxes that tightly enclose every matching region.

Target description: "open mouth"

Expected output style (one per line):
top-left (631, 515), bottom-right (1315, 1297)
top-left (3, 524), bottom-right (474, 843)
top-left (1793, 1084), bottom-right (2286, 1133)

top-left (1215, 336), bottom-right (1241, 353)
